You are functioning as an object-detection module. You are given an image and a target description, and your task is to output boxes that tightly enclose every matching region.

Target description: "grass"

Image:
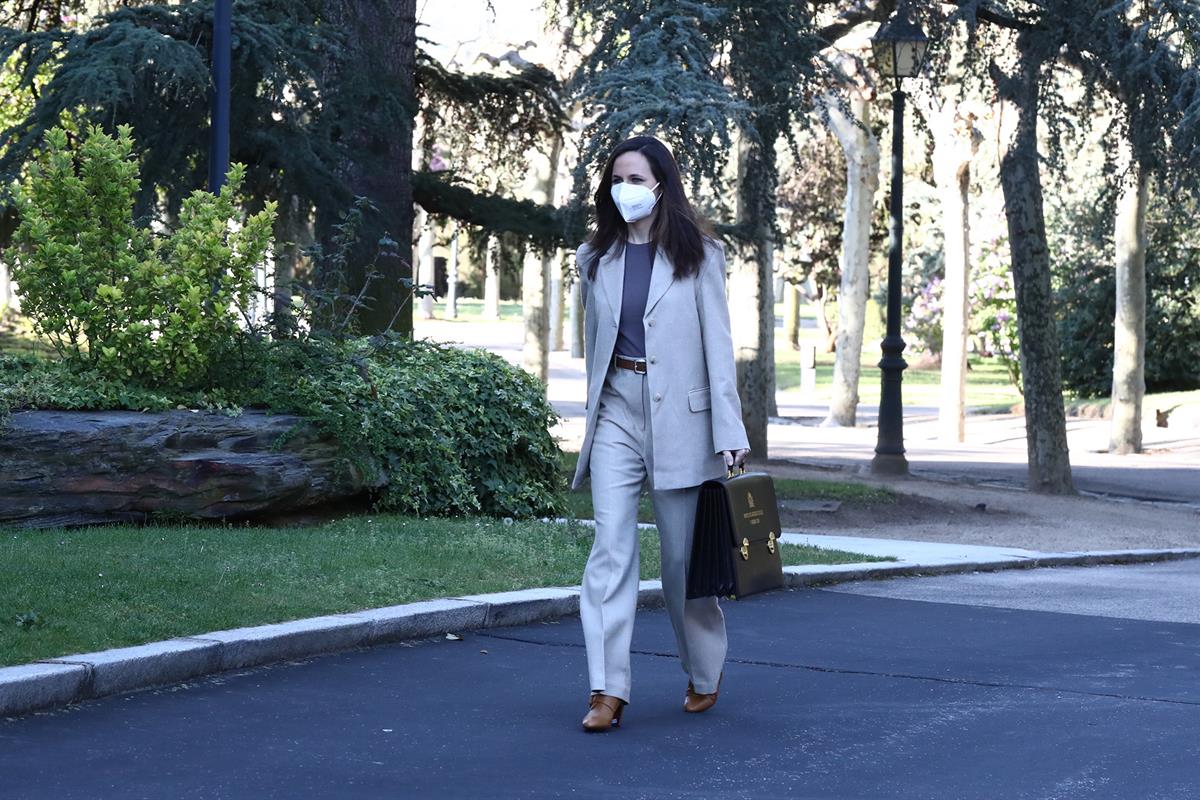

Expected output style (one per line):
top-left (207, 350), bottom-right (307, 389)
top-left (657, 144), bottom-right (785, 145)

top-left (0, 506), bottom-right (885, 667)
top-left (772, 300), bottom-right (1024, 411)
top-left (558, 451), bottom-right (895, 524)
top-left (424, 298), bottom-right (524, 322)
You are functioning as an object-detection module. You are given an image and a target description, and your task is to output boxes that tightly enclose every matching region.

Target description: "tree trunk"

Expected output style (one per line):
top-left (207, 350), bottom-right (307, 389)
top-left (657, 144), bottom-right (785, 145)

top-left (269, 195), bottom-right (304, 337)
top-left (522, 247), bottom-right (549, 383)
top-left (522, 134), bottom-right (562, 381)
top-left (416, 206), bottom-right (436, 320)
top-left (549, 249), bottom-right (565, 351)
top-left (569, 279), bottom-right (584, 358)
top-left (1109, 150), bottom-right (1149, 454)
top-left (446, 223), bottom-right (460, 320)
top-left (730, 124), bottom-right (778, 456)
top-left (783, 280), bottom-right (800, 350)
top-left (991, 37), bottom-right (1075, 494)
top-left (824, 93), bottom-right (880, 428)
top-left (483, 236), bottom-right (501, 319)
top-left (917, 96), bottom-right (979, 443)
top-left (319, 0), bottom-right (416, 336)
top-left (811, 283), bottom-right (834, 353)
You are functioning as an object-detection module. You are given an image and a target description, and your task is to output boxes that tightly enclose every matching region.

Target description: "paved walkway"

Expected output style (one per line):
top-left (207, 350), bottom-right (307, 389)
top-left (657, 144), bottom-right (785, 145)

top-left (5, 561), bottom-right (1199, 799)
top-left (415, 317), bottom-right (1200, 507)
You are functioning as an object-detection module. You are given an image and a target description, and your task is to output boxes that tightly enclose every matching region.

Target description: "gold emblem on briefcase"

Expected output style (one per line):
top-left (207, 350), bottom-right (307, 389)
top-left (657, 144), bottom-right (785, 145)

top-left (746, 491), bottom-right (755, 508)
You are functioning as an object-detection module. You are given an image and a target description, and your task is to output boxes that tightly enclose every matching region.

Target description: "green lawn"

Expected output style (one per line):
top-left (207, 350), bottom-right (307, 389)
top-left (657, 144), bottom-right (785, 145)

top-left (1, 508), bottom-right (884, 667)
top-left (426, 297), bottom-right (524, 322)
top-left (772, 299), bottom-right (1023, 411)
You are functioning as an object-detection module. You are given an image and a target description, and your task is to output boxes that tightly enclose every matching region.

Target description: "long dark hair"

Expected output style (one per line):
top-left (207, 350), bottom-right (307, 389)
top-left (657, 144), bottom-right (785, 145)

top-left (585, 135), bottom-right (713, 281)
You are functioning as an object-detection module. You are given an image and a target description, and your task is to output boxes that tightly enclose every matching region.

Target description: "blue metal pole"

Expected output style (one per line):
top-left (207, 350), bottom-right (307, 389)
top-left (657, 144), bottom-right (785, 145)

top-left (208, 0), bottom-right (232, 193)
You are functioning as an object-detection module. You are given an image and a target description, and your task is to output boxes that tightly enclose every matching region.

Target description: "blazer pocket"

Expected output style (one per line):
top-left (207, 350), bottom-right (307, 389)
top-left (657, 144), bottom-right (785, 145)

top-left (687, 386), bottom-right (712, 412)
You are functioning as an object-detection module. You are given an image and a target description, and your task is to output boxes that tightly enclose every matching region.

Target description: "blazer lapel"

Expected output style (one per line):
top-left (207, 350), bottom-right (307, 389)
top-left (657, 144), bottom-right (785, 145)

top-left (643, 246), bottom-right (675, 319)
top-left (594, 244), bottom-right (623, 326)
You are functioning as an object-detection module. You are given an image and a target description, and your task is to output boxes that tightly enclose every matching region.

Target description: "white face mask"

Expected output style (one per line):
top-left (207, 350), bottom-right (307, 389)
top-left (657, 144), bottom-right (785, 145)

top-left (610, 181), bottom-right (660, 223)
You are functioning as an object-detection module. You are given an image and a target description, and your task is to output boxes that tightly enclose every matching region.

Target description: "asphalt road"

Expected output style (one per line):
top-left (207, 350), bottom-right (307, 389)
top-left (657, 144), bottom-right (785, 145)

top-left (4, 561), bottom-right (1199, 800)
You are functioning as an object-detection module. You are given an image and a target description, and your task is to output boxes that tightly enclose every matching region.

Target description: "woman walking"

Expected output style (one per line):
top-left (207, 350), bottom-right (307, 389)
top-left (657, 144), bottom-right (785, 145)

top-left (571, 135), bottom-right (750, 732)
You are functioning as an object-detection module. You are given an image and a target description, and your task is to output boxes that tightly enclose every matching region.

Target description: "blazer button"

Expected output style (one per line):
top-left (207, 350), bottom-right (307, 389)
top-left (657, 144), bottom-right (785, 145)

top-left (649, 356), bottom-right (657, 364)
top-left (648, 319), bottom-right (655, 327)
top-left (654, 393), bottom-right (662, 402)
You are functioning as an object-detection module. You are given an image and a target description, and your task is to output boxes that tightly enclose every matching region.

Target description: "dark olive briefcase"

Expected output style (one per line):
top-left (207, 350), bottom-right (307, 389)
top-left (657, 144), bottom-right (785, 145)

top-left (686, 468), bottom-right (785, 600)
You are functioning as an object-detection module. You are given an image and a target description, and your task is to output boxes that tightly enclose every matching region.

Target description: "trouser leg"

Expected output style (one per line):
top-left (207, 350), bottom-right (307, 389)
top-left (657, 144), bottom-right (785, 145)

top-left (580, 367), bottom-right (646, 703)
top-left (652, 485), bottom-right (728, 695)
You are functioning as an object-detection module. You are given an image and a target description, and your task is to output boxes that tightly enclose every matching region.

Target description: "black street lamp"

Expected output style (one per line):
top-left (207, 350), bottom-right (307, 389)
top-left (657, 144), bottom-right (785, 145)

top-left (208, 0), bottom-right (232, 194)
top-left (869, 6), bottom-right (928, 476)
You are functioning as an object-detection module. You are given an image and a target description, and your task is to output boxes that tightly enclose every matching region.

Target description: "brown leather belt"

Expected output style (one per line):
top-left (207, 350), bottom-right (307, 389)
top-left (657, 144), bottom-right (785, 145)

top-left (613, 354), bottom-right (648, 374)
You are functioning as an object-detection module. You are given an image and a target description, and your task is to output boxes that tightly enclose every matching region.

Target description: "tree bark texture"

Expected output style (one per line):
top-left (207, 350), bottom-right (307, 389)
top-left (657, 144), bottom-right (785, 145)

top-left (549, 249), bottom-right (565, 351)
top-left (569, 279), bottom-right (584, 358)
top-left (730, 125), bottom-right (778, 456)
top-left (416, 205), bottom-right (436, 319)
top-left (483, 236), bottom-right (501, 319)
top-left (0, 410), bottom-right (384, 529)
top-left (1109, 151), bottom-right (1148, 454)
top-left (521, 247), bottom-right (549, 383)
top-left (446, 223), bottom-right (460, 319)
top-left (319, 0), bottom-right (416, 336)
top-left (522, 134), bottom-right (562, 382)
top-left (991, 38), bottom-right (1075, 494)
top-left (783, 281), bottom-right (801, 350)
top-left (918, 96), bottom-right (979, 443)
top-left (824, 93), bottom-right (880, 428)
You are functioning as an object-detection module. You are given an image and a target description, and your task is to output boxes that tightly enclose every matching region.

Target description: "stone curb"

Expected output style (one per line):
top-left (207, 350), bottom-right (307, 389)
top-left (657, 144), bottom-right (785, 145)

top-left (4, 545), bottom-right (1199, 719)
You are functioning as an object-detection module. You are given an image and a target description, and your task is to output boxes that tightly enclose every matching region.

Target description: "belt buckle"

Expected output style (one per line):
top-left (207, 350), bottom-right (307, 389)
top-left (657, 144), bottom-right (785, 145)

top-left (634, 360), bottom-right (647, 374)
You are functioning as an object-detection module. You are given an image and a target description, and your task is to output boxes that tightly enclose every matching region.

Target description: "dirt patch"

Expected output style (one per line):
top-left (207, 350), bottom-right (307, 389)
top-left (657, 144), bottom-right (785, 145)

top-left (759, 456), bottom-right (1200, 551)
top-left (777, 491), bottom-right (1015, 532)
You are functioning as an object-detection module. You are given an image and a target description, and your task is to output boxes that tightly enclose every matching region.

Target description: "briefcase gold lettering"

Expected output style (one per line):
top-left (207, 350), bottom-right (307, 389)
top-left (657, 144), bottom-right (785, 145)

top-left (687, 470), bottom-right (785, 600)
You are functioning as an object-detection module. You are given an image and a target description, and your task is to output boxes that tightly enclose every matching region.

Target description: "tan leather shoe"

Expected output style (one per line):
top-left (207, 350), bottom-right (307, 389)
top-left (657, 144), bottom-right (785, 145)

top-left (684, 673), bottom-right (723, 713)
top-left (582, 693), bottom-right (626, 732)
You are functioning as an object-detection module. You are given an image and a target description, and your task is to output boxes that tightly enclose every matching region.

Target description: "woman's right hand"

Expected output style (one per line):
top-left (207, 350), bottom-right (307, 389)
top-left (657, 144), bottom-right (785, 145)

top-left (721, 449), bottom-right (750, 469)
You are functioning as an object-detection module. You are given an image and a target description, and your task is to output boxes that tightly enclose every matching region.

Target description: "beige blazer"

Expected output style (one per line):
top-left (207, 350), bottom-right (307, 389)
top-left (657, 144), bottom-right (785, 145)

top-left (570, 238), bottom-right (750, 492)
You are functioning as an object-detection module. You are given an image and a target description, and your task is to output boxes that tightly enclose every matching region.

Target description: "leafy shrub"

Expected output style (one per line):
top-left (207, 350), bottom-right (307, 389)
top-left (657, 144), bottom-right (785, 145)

top-left (10, 125), bottom-right (275, 389)
top-left (0, 337), bottom-right (564, 519)
top-left (1051, 194), bottom-right (1200, 398)
top-left (971, 236), bottom-right (1022, 392)
top-left (1, 126), bottom-right (562, 519)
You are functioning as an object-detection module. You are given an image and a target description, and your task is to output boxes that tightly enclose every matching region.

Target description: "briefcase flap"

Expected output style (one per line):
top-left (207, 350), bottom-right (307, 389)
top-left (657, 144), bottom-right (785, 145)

top-left (711, 471), bottom-right (781, 546)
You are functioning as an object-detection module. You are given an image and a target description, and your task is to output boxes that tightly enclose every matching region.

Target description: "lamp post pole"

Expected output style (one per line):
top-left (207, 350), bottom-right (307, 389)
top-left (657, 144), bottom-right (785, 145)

top-left (208, 0), bottom-right (232, 193)
top-left (869, 6), bottom-right (927, 476)
top-left (871, 85), bottom-right (910, 475)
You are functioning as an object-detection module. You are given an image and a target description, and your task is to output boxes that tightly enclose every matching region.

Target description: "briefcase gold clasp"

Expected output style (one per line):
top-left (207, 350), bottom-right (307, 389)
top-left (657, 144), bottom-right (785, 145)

top-left (726, 464), bottom-right (747, 478)
top-left (740, 537), bottom-right (750, 560)
top-left (767, 531), bottom-right (776, 554)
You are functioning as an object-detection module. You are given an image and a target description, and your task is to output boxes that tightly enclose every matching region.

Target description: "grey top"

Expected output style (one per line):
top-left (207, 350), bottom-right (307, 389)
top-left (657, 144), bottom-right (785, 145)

top-left (615, 241), bottom-right (654, 359)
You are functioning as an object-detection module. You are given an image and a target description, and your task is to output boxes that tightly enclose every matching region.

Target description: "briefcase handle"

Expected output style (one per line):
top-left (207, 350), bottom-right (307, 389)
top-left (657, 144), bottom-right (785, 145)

top-left (725, 464), bottom-right (746, 479)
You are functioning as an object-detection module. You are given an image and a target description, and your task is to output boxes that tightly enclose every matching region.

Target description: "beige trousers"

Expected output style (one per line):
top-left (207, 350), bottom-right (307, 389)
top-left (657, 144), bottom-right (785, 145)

top-left (581, 360), bottom-right (727, 703)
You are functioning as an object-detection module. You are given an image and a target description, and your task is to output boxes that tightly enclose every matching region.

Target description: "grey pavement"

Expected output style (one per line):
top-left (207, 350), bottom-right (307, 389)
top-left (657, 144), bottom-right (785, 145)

top-left (4, 560), bottom-right (1200, 799)
top-left (827, 558), bottom-right (1200, 624)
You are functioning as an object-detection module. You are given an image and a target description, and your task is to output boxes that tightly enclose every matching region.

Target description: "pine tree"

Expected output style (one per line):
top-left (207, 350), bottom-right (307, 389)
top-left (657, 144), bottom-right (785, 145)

top-left (1, 0), bottom-right (575, 335)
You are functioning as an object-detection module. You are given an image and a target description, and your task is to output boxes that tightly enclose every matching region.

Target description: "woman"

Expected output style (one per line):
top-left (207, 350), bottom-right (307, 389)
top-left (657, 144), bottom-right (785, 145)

top-left (571, 135), bottom-right (750, 732)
